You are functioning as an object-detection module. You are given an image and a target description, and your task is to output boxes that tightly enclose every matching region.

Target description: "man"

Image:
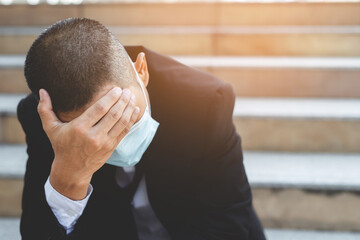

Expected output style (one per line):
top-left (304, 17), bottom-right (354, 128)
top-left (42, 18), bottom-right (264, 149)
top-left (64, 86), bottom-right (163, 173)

top-left (17, 18), bottom-right (266, 240)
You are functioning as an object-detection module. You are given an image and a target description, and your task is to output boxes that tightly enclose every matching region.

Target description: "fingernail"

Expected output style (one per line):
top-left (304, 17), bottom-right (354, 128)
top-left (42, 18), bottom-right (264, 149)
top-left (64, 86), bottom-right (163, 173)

top-left (39, 89), bottom-right (43, 100)
top-left (131, 94), bottom-right (135, 101)
top-left (134, 107), bottom-right (140, 114)
top-left (123, 88), bottom-right (130, 96)
top-left (114, 87), bottom-right (122, 95)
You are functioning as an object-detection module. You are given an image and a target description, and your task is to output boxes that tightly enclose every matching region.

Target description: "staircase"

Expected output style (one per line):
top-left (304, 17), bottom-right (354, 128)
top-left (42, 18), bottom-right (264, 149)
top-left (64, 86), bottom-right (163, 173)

top-left (0, 1), bottom-right (360, 239)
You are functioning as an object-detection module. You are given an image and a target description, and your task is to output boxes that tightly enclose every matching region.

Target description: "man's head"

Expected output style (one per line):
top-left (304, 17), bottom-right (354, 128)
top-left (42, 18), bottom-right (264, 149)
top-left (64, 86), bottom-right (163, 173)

top-left (25, 17), bottom-right (149, 122)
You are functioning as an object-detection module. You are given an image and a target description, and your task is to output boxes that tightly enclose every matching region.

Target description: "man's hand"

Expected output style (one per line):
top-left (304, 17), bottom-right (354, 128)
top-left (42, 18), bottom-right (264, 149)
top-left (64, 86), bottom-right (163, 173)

top-left (37, 87), bottom-right (140, 200)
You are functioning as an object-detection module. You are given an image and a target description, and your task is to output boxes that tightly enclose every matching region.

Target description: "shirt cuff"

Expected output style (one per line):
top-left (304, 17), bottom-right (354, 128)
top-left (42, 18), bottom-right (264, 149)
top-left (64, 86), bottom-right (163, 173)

top-left (44, 176), bottom-right (93, 234)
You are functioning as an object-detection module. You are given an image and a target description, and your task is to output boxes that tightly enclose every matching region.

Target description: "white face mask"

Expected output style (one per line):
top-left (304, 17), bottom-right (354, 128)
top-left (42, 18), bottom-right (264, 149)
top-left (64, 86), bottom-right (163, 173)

top-left (105, 57), bottom-right (160, 167)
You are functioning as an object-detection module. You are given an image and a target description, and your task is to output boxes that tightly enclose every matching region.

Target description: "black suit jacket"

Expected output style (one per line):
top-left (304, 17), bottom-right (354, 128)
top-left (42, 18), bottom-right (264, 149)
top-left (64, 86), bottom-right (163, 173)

top-left (17, 45), bottom-right (266, 240)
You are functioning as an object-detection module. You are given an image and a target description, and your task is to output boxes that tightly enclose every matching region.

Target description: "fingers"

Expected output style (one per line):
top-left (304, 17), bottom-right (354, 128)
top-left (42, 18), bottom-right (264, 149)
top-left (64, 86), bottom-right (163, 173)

top-left (94, 88), bottom-right (135, 133)
top-left (107, 98), bottom-right (140, 141)
top-left (77, 87), bottom-right (122, 127)
top-left (37, 89), bottom-right (62, 132)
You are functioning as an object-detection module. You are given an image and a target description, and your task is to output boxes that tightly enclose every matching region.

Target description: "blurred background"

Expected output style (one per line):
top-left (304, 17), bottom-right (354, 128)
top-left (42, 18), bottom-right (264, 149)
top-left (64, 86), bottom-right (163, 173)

top-left (0, 0), bottom-right (359, 239)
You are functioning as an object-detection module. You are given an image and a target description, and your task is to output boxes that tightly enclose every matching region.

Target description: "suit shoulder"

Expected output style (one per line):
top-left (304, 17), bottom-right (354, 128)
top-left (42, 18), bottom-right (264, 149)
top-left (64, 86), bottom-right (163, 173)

top-left (17, 93), bottom-right (38, 120)
top-left (17, 93), bottom-right (42, 135)
top-left (145, 48), bottom-right (224, 95)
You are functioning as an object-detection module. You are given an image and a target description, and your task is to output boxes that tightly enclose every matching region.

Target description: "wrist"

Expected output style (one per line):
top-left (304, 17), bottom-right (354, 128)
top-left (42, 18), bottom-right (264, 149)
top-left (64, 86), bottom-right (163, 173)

top-left (49, 162), bottom-right (92, 201)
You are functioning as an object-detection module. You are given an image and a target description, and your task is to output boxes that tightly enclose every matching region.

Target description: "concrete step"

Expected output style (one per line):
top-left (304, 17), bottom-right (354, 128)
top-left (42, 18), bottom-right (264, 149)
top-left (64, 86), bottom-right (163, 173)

top-left (0, 2), bottom-right (359, 26)
top-left (3, 0), bottom-right (360, 3)
top-left (2, 144), bottom-right (360, 190)
top-left (265, 229), bottom-right (360, 240)
top-left (246, 152), bottom-right (360, 231)
top-left (0, 218), bottom-right (19, 240)
top-left (0, 94), bottom-right (26, 144)
top-left (0, 144), bottom-right (25, 217)
top-left (1, 217), bottom-right (360, 240)
top-left (233, 98), bottom-right (360, 152)
top-left (244, 151), bottom-right (360, 191)
top-left (1, 144), bottom-right (360, 230)
top-left (1, 94), bottom-right (360, 152)
top-left (181, 56), bottom-right (360, 98)
top-left (0, 144), bottom-right (27, 179)
top-left (1, 26), bottom-right (360, 56)
top-left (1, 55), bottom-right (360, 98)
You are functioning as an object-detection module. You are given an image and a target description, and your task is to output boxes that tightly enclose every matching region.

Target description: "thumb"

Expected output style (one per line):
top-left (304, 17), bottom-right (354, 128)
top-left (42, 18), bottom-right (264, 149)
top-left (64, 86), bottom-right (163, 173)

top-left (37, 89), bottom-right (61, 132)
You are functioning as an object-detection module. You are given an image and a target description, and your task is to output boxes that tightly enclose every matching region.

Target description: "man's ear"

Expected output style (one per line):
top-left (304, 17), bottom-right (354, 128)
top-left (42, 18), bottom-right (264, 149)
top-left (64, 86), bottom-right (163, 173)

top-left (134, 52), bottom-right (149, 87)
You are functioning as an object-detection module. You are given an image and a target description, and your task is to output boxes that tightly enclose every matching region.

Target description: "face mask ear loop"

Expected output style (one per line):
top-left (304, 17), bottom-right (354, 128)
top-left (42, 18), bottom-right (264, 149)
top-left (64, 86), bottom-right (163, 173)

top-left (128, 56), bottom-right (152, 115)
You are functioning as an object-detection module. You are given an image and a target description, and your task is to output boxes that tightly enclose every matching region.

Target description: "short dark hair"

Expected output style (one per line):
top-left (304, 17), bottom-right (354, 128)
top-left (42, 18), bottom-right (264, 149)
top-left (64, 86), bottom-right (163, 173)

top-left (24, 17), bottom-right (136, 113)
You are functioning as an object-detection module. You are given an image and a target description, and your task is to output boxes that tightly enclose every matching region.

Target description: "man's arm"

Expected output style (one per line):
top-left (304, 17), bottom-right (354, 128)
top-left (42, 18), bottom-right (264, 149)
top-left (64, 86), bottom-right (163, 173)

top-left (17, 95), bottom-right (69, 239)
top-left (171, 83), bottom-right (265, 240)
top-left (17, 87), bottom-right (140, 239)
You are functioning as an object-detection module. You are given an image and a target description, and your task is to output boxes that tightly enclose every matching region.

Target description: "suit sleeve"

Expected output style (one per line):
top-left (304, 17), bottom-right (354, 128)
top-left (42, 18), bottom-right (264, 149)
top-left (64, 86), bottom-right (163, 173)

top-left (17, 96), bottom-right (69, 239)
top-left (172, 83), bottom-right (265, 240)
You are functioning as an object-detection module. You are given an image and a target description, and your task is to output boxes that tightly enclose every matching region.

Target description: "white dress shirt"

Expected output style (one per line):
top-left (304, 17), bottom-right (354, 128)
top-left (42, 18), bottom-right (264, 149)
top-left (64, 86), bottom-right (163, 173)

top-left (44, 166), bottom-right (171, 239)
